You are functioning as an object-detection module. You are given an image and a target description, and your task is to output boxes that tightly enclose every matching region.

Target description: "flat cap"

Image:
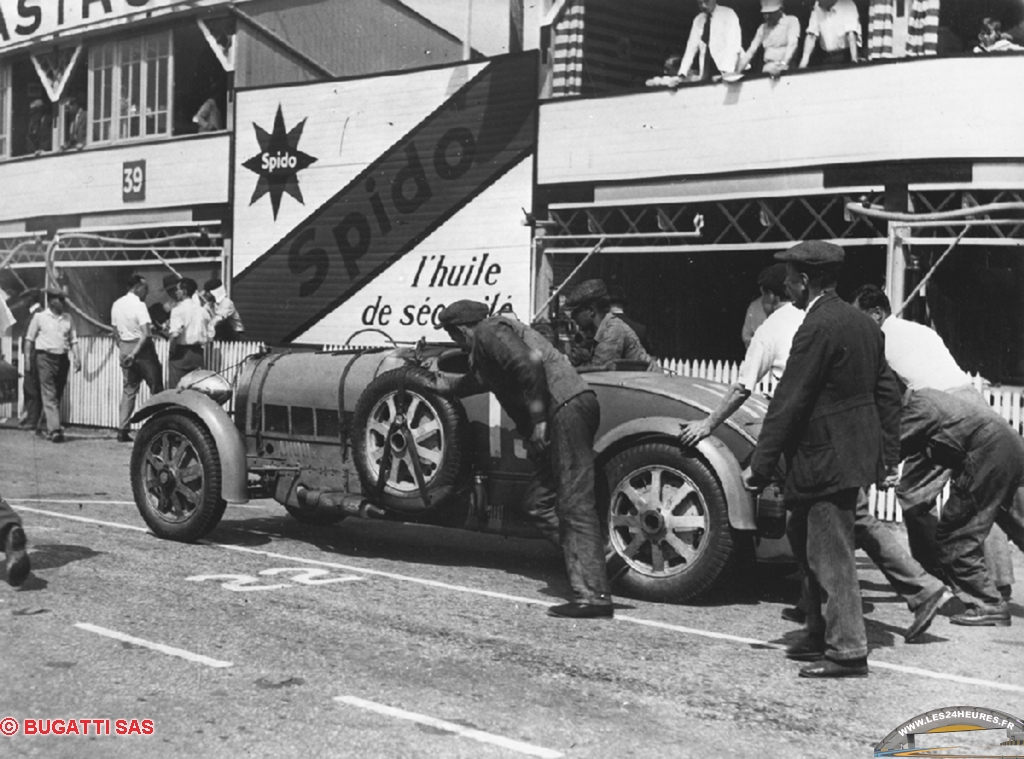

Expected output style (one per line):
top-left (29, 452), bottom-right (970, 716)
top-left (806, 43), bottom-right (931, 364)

top-left (775, 240), bottom-right (844, 266)
top-left (564, 278), bottom-right (608, 309)
top-left (163, 274), bottom-right (181, 291)
top-left (44, 287), bottom-right (67, 299)
top-left (436, 300), bottom-right (490, 328)
top-left (757, 263), bottom-right (788, 296)
top-left (204, 278), bottom-right (223, 292)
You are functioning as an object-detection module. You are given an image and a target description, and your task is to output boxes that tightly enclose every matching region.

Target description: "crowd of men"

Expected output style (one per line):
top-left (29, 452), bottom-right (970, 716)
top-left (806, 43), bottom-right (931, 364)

top-left (18, 274), bottom-right (244, 444)
top-left (2, 240), bottom-right (1022, 681)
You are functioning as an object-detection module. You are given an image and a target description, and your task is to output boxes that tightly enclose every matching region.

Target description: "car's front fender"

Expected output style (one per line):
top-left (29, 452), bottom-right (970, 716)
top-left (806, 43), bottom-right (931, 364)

top-left (131, 390), bottom-right (249, 505)
top-left (594, 416), bottom-right (755, 530)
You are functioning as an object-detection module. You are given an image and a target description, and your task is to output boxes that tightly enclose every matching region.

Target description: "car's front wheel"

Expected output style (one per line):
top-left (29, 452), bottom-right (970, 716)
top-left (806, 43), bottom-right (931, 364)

top-left (604, 443), bottom-right (738, 603)
top-left (131, 412), bottom-right (227, 542)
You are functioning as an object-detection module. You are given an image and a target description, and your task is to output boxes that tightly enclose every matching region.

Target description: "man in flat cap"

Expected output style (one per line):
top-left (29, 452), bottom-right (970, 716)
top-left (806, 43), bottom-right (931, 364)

top-left (565, 279), bottom-right (654, 372)
top-left (432, 300), bottom-right (615, 618)
top-left (744, 241), bottom-right (902, 678)
top-left (25, 288), bottom-right (80, 443)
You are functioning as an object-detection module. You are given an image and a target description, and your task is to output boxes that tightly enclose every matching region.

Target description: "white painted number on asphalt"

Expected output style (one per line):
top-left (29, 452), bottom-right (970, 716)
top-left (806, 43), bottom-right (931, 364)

top-left (186, 567), bottom-right (364, 592)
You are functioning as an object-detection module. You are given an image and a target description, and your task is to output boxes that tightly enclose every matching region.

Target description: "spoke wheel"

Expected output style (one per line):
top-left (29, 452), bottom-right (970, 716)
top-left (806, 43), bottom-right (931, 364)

top-left (353, 367), bottom-right (470, 513)
top-left (131, 412), bottom-right (226, 542)
top-left (603, 443), bottom-right (738, 603)
top-left (365, 389), bottom-right (445, 495)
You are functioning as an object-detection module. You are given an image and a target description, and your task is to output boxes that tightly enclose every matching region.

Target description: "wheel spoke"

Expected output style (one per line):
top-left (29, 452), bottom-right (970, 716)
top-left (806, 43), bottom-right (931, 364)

top-left (650, 469), bottom-right (663, 504)
top-left (159, 434), bottom-right (171, 465)
top-left (368, 419), bottom-right (391, 439)
top-left (651, 541), bottom-right (666, 573)
top-left (178, 463), bottom-right (203, 483)
top-left (174, 483), bottom-right (200, 508)
top-left (611, 511), bottom-right (641, 529)
top-left (619, 483), bottom-right (646, 510)
top-left (665, 481), bottom-right (696, 510)
top-left (416, 447), bottom-right (442, 467)
top-left (665, 512), bottom-right (706, 532)
top-left (413, 418), bottom-right (441, 444)
top-left (404, 395), bottom-right (421, 422)
top-left (620, 533), bottom-right (645, 559)
top-left (665, 533), bottom-right (698, 563)
top-left (172, 440), bottom-right (191, 468)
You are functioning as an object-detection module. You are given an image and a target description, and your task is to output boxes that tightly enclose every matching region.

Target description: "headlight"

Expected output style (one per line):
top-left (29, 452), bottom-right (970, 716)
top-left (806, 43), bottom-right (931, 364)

top-left (177, 369), bottom-right (233, 405)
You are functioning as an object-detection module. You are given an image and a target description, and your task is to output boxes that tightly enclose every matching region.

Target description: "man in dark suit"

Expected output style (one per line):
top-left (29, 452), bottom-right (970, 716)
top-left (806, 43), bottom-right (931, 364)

top-left (743, 241), bottom-right (902, 678)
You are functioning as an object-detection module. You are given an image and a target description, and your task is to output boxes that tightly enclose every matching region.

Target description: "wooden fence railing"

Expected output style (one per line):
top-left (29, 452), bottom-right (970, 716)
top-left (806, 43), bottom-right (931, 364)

top-left (5, 338), bottom-right (1022, 522)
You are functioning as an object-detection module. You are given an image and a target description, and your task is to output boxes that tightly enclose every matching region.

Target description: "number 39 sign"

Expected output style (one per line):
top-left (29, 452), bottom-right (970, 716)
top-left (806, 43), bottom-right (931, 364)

top-left (122, 160), bottom-right (146, 202)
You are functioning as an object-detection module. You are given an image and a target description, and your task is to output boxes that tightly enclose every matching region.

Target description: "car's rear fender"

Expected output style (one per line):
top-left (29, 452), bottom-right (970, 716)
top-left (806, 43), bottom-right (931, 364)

top-left (594, 417), bottom-right (755, 530)
top-left (131, 390), bottom-right (249, 505)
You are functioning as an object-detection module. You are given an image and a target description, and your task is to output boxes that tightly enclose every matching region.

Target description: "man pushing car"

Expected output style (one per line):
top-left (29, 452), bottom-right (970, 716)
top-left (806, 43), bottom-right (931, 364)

top-left (430, 300), bottom-right (615, 619)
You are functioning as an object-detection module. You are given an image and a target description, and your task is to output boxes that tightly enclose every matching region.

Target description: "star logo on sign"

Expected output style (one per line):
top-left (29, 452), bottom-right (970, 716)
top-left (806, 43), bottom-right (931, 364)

top-left (242, 105), bottom-right (317, 220)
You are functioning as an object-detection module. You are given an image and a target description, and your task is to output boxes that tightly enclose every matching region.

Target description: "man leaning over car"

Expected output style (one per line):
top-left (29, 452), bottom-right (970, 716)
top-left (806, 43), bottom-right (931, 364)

top-left (429, 300), bottom-right (615, 619)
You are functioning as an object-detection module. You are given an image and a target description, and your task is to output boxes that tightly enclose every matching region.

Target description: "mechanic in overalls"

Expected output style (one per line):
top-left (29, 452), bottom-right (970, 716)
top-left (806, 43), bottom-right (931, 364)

top-left (432, 300), bottom-right (615, 619)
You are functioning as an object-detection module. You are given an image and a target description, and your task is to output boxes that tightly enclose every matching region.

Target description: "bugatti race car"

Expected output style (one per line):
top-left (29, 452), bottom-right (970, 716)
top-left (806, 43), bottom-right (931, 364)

top-left (130, 344), bottom-right (790, 603)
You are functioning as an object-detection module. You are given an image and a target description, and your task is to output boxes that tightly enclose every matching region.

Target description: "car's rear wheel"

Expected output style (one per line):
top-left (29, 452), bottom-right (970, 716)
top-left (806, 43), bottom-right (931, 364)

top-left (353, 367), bottom-right (470, 513)
top-left (131, 412), bottom-right (227, 542)
top-left (604, 442), bottom-right (737, 603)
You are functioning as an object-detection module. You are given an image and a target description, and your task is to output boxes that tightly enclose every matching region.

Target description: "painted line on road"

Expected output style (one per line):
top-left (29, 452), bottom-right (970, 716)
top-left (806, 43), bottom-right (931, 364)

top-left (14, 506), bottom-right (149, 531)
top-left (336, 696), bottom-right (563, 758)
top-left (11, 498), bottom-right (268, 510)
top-left (20, 505), bottom-right (1024, 695)
top-left (74, 623), bottom-right (233, 668)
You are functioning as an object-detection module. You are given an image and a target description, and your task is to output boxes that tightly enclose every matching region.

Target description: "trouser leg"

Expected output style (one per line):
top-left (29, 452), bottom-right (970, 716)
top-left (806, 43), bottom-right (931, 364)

top-left (937, 488), bottom-right (1004, 609)
top-left (804, 489), bottom-right (868, 662)
top-left (855, 490), bottom-right (943, 610)
top-left (901, 505), bottom-right (945, 581)
top-left (521, 457), bottom-right (560, 547)
top-left (549, 392), bottom-right (610, 605)
top-left (786, 504), bottom-right (820, 638)
top-left (36, 352), bottom-right (64, 434)
top-left (20, 364), bottom-right (41, 428)
top-left (983, 528), bottom-right (1014, 594)
top-left (118, 342), bottom-right (143, 431)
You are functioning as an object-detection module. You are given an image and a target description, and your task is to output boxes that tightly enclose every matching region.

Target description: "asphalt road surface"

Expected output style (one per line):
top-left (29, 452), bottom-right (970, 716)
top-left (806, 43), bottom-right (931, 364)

top-left (1, 427), bottom-right (1022, 759)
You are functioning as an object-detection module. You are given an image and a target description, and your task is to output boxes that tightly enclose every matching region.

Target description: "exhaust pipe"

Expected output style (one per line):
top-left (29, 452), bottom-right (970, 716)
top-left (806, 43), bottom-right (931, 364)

top-left (295, 486), bottom-right (386, 520)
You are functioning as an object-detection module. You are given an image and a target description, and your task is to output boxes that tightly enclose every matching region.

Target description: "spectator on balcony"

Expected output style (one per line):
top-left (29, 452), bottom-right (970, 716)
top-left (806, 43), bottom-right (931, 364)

top-left (26, 99), bottom-right (52, 155)
top-left (738, 0), bottom-right (801, 77)
top-left (678, 0), bottom-right (743, 82)
top-left (62, 96), bottom-right (87, 151)
top-left (645, 51), bottom-right (684, 87)
top-left (799, 0), bottom-right (863, 68)
top-left (193, 84), bottom-right (223, 133)
top-left (973, 17), bottom-right (1024, 53)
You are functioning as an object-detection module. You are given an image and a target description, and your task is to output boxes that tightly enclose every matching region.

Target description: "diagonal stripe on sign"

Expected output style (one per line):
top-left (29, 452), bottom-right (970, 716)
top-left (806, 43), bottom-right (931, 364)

top-left (233, 53), bottom-right (538, 345)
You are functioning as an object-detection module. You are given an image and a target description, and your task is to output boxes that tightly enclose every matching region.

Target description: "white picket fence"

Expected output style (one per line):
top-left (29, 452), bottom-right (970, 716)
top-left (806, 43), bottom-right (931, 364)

top-left (5, 338), bottom-right (1023, 522)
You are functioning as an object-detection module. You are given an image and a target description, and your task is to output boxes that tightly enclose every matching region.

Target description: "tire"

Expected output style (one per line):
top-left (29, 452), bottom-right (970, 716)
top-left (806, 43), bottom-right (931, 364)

top-left (352, 367), bottom-right (470, 513)
top-left (603, 443), bottom-right (738, 603)
top-left (283, 503), bottom-right (345, 526)
top-left (131, 412), bottom-right (227, 542)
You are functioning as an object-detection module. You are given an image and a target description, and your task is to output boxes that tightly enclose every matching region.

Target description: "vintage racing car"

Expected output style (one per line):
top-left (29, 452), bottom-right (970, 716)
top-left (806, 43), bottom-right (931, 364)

top-left (129, 344), bottom-right (790, 603)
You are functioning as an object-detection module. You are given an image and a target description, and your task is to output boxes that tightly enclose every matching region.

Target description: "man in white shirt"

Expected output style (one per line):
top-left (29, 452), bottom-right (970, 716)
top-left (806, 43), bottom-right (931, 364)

top-left (852, 284), bottom-right (1015, 601)
top-left (203, 278), bottom-right (245, 341)
top-left (739, 0), bottom-right (801, 76)
top-left (111, 274), bottom-right (164, 442)
top-left (799, 0), bottom-right (862, 68)
top-left (678, 0), bottom-right (743, 82)
top-left (25, 289), bottom-right (80, 443)
top-left (167, 278), bottom-right (209, 388)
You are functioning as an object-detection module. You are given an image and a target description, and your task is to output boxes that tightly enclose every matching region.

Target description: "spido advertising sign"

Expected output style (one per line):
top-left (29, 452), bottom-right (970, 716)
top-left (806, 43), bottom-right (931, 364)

top-left (232, 54), bottom-right (537, 346)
